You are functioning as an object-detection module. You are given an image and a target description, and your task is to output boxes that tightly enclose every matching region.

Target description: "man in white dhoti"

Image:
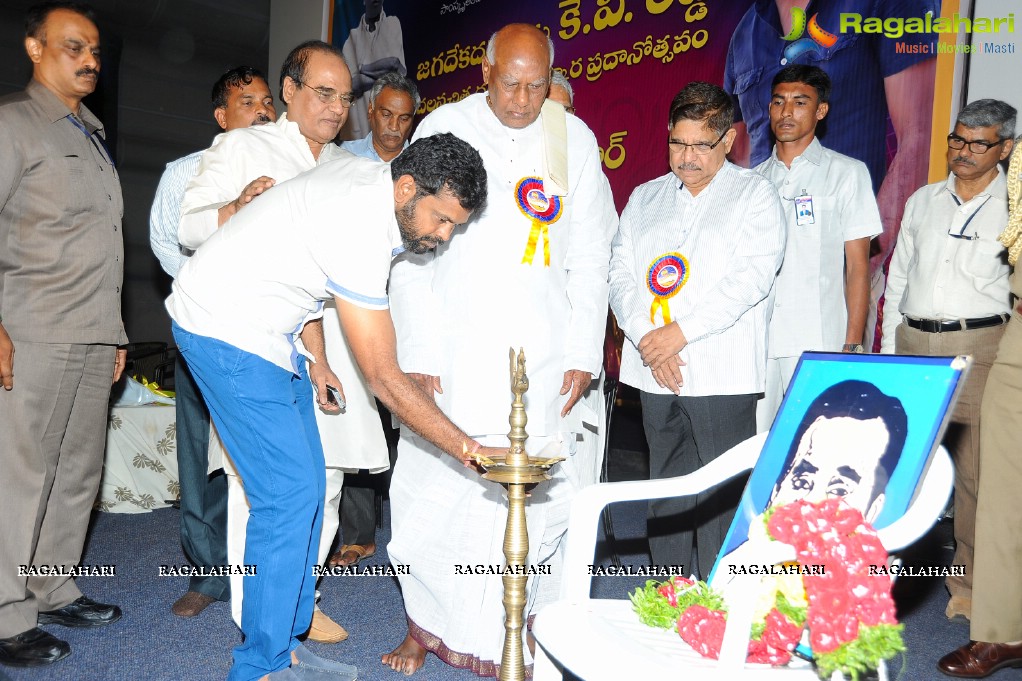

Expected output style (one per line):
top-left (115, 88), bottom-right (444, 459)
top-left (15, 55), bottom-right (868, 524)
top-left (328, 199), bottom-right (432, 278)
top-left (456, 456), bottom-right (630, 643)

top-left (179, 39), bottom-right (384, 643)
top-left (382, 23), bottom-right (618, 677)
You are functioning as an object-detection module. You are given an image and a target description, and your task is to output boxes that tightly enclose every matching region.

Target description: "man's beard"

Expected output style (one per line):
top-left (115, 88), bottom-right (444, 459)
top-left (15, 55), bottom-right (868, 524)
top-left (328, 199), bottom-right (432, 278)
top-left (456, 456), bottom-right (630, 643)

top-left (396, 197), bottom-right (443, 254)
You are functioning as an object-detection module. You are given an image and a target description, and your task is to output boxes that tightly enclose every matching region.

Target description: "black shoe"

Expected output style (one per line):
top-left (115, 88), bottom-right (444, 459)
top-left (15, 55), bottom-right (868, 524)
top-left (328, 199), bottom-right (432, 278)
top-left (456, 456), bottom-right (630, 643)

top-left (0, 627), bottom-right (70, 667)
top-left (37, 596), bottom-right (122, 628)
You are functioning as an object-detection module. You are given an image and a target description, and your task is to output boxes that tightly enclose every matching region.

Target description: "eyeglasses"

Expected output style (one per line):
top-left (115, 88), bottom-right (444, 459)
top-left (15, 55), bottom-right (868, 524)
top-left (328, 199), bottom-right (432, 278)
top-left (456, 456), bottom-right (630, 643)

top-left (947, 228), bottom-right (979, 241)
top-left (947, 134), bottom-right (1005, 154)
top-left (668, 128), bottom-right (729, 155)
top-left (294, 79), bottom-right (355, 108)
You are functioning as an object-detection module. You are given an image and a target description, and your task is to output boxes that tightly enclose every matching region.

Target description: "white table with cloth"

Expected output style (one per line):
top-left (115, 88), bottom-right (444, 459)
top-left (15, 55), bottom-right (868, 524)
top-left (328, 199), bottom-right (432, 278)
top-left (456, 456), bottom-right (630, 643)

top-left (95, 404), bottom-right (180, 513)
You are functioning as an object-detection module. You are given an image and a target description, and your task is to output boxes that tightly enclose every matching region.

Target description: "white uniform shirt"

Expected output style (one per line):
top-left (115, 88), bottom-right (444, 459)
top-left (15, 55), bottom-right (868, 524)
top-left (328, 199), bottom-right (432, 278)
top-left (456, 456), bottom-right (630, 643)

top-left (388, 93), bottom-right (617, 436)
top-left (178, 113), bottom-right (349, 249)
top-left (755, 138), bottom-right (882, 357)
top-left (880, 169), bottom-right (1012, 353)
top-left (166, 157), bottom-right (402, 373)
top-left (609, 162), bottom-right (785, 396)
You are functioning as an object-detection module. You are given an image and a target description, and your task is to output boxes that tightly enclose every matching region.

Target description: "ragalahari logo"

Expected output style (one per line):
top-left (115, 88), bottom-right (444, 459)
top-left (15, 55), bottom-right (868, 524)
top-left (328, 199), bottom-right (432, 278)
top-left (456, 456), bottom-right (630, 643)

top-left (781, 7), bottom-right (839, 64)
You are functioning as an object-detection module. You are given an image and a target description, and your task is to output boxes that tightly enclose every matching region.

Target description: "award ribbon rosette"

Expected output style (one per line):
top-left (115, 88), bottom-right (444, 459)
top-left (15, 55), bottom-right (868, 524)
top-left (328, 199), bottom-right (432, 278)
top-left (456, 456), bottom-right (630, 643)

top-left (515, 177), bottom-right (563, 266)
top-left (647, 252), bottom-right (689, 324)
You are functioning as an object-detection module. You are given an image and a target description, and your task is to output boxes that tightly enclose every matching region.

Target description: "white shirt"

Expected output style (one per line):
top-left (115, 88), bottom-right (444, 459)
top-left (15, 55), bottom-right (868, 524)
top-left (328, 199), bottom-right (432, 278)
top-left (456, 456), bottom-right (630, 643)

top-left (755, 138), bottom-right (882, 357)
top-left (388, 93), bottom-right (617, 436)
top-left (178, 113), bottom-right (349, 249)
top-left (166, 157), bottom-right (402, 373)
top-left (609, 162), bottom-right (785, 396)
top-left (880, 169), bottom-right (1012, 353)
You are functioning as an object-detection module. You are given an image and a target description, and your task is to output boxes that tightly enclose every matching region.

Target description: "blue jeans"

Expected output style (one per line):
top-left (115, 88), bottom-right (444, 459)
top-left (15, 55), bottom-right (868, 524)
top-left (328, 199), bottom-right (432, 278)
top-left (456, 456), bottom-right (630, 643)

top-left (173, 323), bottom-right (325, 681)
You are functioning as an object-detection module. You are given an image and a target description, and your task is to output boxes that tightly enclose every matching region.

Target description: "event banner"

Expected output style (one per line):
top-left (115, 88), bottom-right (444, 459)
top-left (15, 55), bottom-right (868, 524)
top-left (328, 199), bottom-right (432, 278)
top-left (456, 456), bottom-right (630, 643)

top-left (331, 1), bottom-right (957, 222)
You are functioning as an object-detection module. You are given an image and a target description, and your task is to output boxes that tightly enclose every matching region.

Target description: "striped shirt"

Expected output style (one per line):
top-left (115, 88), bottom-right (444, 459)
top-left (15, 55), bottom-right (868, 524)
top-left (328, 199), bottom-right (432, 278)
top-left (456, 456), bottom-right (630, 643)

top-left (609, 161), bottom-right (785, 396)
top-left (149, 151), bottom-right (201, 278)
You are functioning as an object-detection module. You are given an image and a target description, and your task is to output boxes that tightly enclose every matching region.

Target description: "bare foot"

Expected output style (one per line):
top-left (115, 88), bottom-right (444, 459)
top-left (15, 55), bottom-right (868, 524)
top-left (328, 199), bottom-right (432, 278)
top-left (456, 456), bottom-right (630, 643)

top-left (382, 634), bottom-right (427, 675)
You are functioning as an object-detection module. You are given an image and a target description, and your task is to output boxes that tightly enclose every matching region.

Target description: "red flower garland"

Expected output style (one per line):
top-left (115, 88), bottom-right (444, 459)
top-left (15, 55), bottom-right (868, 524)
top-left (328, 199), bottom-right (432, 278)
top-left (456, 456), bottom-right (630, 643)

top-left (631, 498), bottom-right (904, 677)
top-left (767, 499), bottom-right (898, 655)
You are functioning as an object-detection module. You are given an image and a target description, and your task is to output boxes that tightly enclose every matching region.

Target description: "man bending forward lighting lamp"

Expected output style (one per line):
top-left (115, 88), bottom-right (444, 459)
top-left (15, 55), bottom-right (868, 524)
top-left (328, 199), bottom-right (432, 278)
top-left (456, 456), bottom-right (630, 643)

top-left (166, 133), bottom-right (493, 681)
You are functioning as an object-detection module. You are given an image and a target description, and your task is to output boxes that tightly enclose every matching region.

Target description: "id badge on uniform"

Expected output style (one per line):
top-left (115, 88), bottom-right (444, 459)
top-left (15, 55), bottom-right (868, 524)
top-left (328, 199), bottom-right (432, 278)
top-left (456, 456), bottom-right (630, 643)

top-left (794, 192), bottom-right (815, 226)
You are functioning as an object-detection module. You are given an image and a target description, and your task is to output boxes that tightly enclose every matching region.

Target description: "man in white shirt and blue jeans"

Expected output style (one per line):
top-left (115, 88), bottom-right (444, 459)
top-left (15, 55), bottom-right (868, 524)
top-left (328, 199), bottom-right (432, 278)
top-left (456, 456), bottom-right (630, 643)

top-left (882, 99), bottom-right (1016, 626)
top-left (609, 82), bottom-right (785, 579)
top-left (755, 65), bottom-right (882, 432)
top-left (167, 134), bottom-right (492, 681)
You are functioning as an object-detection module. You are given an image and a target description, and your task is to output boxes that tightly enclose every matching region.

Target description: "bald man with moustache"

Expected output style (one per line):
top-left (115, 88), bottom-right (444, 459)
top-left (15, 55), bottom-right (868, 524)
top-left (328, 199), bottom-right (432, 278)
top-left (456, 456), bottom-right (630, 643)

top-left (384, 23), bottom-right (617, 677)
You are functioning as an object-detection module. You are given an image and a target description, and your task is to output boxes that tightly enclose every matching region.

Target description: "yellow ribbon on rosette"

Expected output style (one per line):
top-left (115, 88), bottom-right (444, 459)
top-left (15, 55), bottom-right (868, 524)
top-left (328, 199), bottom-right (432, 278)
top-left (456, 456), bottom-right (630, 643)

top-left (647, 252), bottom-right (690, 324)
top-left (515, 177), bottom-right (563, 266)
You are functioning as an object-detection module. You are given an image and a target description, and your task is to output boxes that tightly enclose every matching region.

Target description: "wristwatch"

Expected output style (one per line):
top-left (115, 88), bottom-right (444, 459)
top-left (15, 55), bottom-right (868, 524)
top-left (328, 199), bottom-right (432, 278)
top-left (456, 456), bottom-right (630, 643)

top-left (842, 343), bottom-right (865, 353)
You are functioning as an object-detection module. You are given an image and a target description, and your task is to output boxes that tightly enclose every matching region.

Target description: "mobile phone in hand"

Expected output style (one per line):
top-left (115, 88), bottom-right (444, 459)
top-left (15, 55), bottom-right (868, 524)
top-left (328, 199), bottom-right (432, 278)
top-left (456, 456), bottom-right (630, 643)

top-left (326, 384), bottom-right (346, 411)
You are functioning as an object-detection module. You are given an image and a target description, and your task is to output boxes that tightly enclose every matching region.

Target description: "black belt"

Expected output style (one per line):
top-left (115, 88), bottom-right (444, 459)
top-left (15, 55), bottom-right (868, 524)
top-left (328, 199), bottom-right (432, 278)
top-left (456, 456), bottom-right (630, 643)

top-left (904, 314), bottom-right (1009, 333)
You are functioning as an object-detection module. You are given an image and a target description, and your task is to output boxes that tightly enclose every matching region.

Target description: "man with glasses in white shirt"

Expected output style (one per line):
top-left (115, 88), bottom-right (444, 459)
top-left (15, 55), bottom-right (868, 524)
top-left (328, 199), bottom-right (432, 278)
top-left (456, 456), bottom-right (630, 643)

top-left (609, 81), bottom-right (785, 579)
top-left (881, 98), bottom-right (1016, 625)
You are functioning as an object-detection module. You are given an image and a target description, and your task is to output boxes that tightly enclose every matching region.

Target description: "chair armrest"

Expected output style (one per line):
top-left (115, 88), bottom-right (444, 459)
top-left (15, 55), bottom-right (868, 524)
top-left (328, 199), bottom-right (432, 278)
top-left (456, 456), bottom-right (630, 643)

top-left (878, 445), bottom-right (953, 552)
top-left (558, 432), bottom-right (768, 602)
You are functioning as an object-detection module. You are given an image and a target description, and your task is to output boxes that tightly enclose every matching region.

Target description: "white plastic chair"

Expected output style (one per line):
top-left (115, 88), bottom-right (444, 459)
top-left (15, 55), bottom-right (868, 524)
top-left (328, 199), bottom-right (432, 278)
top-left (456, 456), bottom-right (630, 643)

top-left (532, 432), bottom-right (954, 680)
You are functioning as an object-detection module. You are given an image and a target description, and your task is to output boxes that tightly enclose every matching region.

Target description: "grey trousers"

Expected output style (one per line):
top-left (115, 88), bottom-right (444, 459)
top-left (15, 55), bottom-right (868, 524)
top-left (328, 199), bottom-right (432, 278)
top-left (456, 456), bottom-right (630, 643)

top-left (174, 355), bottom-right (229, 600)
top-left (641, 391), bottom-right (756, 580)
top-left (0, 340), bottom-right (115, 637)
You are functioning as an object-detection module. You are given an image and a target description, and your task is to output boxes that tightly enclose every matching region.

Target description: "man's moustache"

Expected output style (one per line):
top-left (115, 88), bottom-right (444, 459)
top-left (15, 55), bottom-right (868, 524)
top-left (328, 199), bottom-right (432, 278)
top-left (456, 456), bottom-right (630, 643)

top-left (952, 156), bottom-right (976, 166)
top-left (676, 163), bottom-right (701, 171)
top-left (76, 68), bottom-right (98, 77)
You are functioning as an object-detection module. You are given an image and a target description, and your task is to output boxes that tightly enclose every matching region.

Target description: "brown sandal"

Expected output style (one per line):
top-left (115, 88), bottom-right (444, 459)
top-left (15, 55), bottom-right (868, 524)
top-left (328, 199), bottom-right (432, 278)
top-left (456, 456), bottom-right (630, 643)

top-left (327, 543), bottom-right (376, 568)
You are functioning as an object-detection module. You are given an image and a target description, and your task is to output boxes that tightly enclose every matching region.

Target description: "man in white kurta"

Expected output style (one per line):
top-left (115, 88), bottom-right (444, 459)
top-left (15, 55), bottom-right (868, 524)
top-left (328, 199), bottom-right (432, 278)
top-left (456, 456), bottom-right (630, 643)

top-left (179, 41), bottom-right (387, 641)
top-left (609, 82), bottom-right (785, 580)
top-left (383, 24), bottom-right (617, 677)
top-left (753, 65), bottom-right (881, 431)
